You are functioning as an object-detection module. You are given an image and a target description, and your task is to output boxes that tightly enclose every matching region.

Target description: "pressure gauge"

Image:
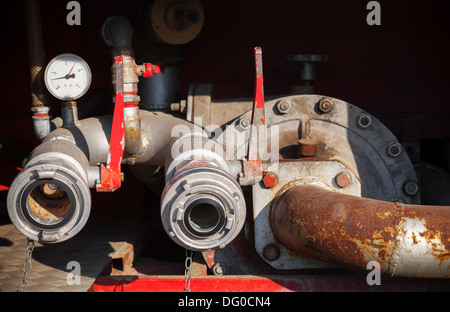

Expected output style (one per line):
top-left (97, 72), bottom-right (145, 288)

top-left (44, 53), bottom-right (92, 101)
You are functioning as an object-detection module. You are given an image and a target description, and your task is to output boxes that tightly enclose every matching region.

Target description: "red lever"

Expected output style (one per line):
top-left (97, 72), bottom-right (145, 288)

top-left (239, 47), bottom-right (265, 186)
top-left (97, 56), bottom-right (126, 192)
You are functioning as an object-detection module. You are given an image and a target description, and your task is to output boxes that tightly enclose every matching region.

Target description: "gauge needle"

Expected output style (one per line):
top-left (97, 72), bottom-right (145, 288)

top-left (51, 62), bottom-right (77, 81)
top-left (51, 73), bottom-right (75, 80)
top-left (67, 62), bottom-right (76, 76)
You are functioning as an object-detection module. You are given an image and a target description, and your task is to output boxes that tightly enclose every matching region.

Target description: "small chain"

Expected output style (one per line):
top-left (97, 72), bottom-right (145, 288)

top-left (17, 238), bottom-right (35, 292)
top-left (184, 249), bottom-right (193, 292)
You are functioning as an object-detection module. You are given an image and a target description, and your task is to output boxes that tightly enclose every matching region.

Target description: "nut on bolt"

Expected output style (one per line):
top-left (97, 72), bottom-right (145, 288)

top-left (318, 98), bottom-right (333, 113)
top-left (263, 243), bottom-right (280, 261)
top-left (277, 101), bottom-right (291, 114)
top-left (212, 263), bottom-right (224, 275)
top-left (239, 118), bottom-right (250, 128)
top-left (404, 181), bottom-right (419, 196)
top-left (387, 142), bottom-right (403, 158)
top-left (356, 113), bottom-right (372, 129)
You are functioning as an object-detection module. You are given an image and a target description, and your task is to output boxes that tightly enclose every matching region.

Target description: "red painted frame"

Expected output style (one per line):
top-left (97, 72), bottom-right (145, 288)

top-left (91, 274), bottom-right (450, 292)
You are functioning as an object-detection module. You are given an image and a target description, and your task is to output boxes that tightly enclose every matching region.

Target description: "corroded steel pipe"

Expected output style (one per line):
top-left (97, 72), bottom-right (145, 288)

top-left (271, 185), bottom-right (450, 278)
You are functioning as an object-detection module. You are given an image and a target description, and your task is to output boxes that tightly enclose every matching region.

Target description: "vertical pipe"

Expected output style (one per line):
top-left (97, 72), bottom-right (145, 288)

top-left (24, 0), bottom-right (47, 107)
top-left (24, 0), bottom-right (51, 139)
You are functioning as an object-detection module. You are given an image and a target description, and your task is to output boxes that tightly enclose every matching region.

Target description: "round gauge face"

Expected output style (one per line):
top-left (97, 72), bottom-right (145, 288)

top-left (44, 54), bottom-right (92, 101)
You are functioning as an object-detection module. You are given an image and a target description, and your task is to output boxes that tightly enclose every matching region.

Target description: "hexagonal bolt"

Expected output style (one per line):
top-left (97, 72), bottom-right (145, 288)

top-left (277, 101), bottom-right (291, 114)
top-left (387, 142), bottom-right (403, 158)
top-left (356, 113), bottom-right (372, 129)
top-left (263, 243), bottom-right (280, 261)
top-left (318, 98), bottom-right (333, 113)
top-left (404, 181), bottom-right (419, 196)
top-left (262, 172), bottom-right (278, 188)
top-left (239, 118), bottom-right (250, 128)
top-left (335, 171), bottom-right (352, 188)
top-left (212, 263), bottom-right (224, 275)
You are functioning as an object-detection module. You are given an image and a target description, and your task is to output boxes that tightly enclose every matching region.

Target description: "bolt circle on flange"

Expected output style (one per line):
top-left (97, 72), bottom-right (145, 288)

top-left (387, 142), bottom-right (403, 158)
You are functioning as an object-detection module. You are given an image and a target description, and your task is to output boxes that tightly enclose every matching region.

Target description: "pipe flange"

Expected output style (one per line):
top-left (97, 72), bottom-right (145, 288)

top-left (161, 164), bottom-right (245, 251)
top-left (7, 163), bottom-right (91, 244)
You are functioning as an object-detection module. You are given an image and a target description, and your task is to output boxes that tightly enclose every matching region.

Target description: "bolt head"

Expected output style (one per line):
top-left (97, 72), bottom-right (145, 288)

top-left (335, 172), bottom-right (351, 188)
top-left (263, 172), bottom-right (278, 188)
top-left (277, 101), bottom-right (291, 114)
top-left (239, 118), bottom-right (250, 128)
top-left (212, 263), bottom-right (224, 275)
top-left (356, 113), bottom-right (372, 129)
top-left (319, 99), bottom-right (333, 113)
top-left (387, 142), bottom-right (403, 158)
top-left (263, 243), bottom-right (280, 261)
top-left (404, 181), bottom-right (419, 196)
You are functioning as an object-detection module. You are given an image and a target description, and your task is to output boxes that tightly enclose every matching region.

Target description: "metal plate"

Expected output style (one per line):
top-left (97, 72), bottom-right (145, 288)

top-left (253, 161), bottom-right (362, 270)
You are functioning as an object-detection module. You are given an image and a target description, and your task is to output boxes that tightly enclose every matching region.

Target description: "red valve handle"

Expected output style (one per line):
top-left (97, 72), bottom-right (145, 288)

top-left (97, 56), bottom-right (125, 192)
top-left (142, 63), bottom-right (161, 77)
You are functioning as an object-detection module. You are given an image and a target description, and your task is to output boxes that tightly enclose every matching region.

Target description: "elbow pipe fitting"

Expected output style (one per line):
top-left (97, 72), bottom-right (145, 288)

top-left (160, 133), bottom-right (246, 251)
top-left (271, 185), bottom-right (450, 278)
top-left (101, 16), bottom-right (134, 57)
top-left (7, 138), bottom-right (95, 244)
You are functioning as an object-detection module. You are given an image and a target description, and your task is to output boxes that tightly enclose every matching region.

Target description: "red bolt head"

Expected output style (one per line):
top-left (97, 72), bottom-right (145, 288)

top-left (263, 172), bottom-right (278, 188)
top-left (335, 172), bottom-right (351, 188)
top-left (319, 99), bottom-right (333, 113)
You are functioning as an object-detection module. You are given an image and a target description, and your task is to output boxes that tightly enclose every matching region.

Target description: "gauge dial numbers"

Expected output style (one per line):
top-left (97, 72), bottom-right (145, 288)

top-left (44, 54), bottom-right (92, 101)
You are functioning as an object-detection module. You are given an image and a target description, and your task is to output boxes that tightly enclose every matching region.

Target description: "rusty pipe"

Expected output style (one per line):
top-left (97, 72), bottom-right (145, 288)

top-left (271, 185), bottom-right (450, 278)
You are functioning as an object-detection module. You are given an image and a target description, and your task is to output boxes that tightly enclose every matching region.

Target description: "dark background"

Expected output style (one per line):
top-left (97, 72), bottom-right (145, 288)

top-left (1, 0), bottom-right (450, 217)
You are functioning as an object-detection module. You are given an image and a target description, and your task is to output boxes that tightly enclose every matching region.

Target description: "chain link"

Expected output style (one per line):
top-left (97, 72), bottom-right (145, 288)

top-left (184, 249), bottom-right (193, 292)
top-left (17, 238), bottom-right (35, 292)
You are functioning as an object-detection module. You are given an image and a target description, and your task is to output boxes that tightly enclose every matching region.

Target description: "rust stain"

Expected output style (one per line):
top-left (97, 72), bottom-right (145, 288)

top-left (271, 185), bottom-right (399, 272)
top-left (126, 125), bottom-right (140, 141)
top-left (412, 232), bottom-right (418, 244)
top-left (28, 186), bottom-right (70, 222)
